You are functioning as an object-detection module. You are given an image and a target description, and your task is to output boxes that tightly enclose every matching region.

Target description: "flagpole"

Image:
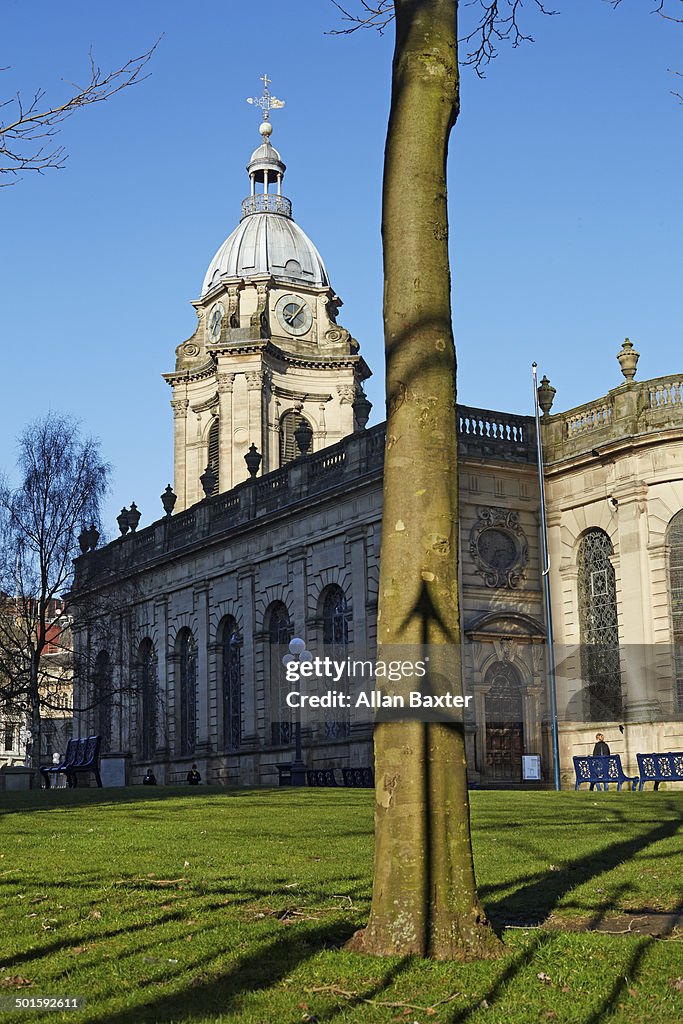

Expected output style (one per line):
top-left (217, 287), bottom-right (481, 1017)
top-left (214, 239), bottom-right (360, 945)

top-left (532, 362), bottom-right (561, 791)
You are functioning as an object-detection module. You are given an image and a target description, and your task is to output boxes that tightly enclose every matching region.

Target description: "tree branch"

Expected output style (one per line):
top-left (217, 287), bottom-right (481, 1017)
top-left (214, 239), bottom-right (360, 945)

top-left (0, 39), bottom-right (160, 184)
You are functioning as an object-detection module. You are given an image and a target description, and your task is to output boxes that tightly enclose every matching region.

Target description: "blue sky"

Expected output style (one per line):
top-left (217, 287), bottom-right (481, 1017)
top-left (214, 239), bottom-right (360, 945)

top-left (2, 0), bottom-right (682, 531)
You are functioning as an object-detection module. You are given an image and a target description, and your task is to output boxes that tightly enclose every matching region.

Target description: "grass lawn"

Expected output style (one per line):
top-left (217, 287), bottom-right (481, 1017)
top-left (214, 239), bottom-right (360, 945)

top-left (0, 788), bottom-right (681, 1024)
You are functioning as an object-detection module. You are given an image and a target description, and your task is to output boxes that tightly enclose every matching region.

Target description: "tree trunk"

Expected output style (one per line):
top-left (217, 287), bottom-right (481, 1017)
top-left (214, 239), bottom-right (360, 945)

top-left (348, 0), bottom-right (500, 960)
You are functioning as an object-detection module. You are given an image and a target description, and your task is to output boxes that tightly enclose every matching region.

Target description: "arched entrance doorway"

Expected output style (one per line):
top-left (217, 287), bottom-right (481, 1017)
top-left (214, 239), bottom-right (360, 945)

top-left (484, 661), bottom-right (524, 781)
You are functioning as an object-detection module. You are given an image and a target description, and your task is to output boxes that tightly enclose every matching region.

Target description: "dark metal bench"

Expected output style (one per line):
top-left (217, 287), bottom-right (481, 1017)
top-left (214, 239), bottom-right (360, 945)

top-left (573, 754), bottom-right (637, 792)
top-left (342, 766), bottom-right (374, 788)
top-left (306, 768), bottom-right (338, 787)
top-left (636, 752), bottom-right (683, 791)
top-left (40, 736), bottom-right (102, 789)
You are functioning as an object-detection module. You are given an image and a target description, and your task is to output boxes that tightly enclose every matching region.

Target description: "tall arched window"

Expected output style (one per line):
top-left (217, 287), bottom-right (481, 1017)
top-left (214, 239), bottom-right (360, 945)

top-left (321, 586), bottom-right (350, 739)
top-left (207, 418), bottom-right (219, 495)
top-left (267, 602), bottom-right (292, 745)
top-left (176, 628), bottom-right (197, 757)
top-left (137, 639), bottom-right (157, 761)
top-left (578, 529), bottom-right (622, 720)
top-left (220, 617), bottom-right (241, 750)
top-left (93, 651), bottom-right (112, 752)
top-left (279, 411), bottom-right (312, 466)
top-left (667, 510), bottom-right (683, 712)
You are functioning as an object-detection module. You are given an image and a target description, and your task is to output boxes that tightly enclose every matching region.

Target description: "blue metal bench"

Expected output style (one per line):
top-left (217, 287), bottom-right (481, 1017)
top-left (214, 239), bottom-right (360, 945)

top-left (306, 768), bottom-right (338, 787)
top-left (342, 766), bottom-right (374, 788)
top-left (573, 754), bottom-right (637, 792)
top-left (636, 752), bottom-right (683, 791)
top-left (40, 736), bottom-right (102, 789)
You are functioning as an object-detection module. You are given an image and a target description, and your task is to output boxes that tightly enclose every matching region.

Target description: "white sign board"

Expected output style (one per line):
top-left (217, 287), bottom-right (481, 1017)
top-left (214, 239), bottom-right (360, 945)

top-left (99, 756), bottom-right (127, 787)
top-left (522, 754), bottom-right (542, 781)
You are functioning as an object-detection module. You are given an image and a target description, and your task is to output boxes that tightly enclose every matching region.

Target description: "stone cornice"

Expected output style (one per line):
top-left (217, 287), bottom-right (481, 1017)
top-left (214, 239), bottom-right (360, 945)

top-left (163, 361), bottom-right (216, 387)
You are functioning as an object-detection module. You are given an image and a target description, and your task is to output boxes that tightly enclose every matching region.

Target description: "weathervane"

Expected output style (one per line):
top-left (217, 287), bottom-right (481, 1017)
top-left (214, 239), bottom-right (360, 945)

top-left (247, 74), bottom-right (285, 124)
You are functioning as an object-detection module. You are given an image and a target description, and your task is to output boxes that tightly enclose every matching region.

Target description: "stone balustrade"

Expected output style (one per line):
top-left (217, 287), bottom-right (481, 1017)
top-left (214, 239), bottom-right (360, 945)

top-left (541, 374), bottom-right (683, 463)
top-left (75, 404), bottom-right (537, 587)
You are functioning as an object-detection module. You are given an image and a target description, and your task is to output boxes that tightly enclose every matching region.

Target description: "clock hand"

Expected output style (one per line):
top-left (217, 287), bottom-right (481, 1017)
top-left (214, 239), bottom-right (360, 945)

top-left (286, 302), bottom-right (306, 324)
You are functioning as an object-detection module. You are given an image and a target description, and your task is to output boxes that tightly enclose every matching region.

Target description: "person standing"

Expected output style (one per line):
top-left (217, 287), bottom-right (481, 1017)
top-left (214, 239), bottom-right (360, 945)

top-left (592, 733), bottom-right (611, 756)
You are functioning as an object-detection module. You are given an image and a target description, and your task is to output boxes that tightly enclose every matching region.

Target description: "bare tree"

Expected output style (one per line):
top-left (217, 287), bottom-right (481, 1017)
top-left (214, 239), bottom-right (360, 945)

top-left (0, 41), bottom-right (159, 184)
top-left (0, 414), bottom-right (109, 763)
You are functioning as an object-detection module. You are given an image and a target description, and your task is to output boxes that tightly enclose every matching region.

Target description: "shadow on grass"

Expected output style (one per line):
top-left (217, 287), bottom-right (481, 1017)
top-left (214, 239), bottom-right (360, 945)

top-left (483, 815), bottom-right (682, 927)
top-left (88, 920), bottom-right (358, 1024)
top-left (580, 896), bottom-right (683, 1024)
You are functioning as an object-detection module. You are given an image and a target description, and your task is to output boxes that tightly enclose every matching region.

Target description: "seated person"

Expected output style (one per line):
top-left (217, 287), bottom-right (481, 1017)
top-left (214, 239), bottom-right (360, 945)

top-left (187, 764), bottom-right (201, 785)
top-left (143, 768), bottom-right (157, 785)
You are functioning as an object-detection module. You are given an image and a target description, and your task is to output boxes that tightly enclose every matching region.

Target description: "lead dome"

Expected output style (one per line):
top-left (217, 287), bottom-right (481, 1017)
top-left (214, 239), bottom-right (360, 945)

top-left (201, 126), bottom-right (329, 295)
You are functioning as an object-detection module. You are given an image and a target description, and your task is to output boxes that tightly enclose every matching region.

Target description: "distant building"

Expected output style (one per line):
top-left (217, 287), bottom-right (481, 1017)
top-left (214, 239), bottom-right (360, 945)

top-left (0, 599), bottom-right (73, 768)
top-left (72, 112), bottom-right (683, 787)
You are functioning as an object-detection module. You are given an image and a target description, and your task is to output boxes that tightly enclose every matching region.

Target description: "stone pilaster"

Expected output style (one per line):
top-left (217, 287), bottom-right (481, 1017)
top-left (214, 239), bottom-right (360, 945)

top-left (194, 582), bottom-right (211, 754)
top-left (217, 372), bottom-right (235, 492)
top-left (155, 598), bottom-right (169, 757)
top-left (171, 397), bottom-right (189, 512)
top-left (238, 567), bottom-right (258, 743)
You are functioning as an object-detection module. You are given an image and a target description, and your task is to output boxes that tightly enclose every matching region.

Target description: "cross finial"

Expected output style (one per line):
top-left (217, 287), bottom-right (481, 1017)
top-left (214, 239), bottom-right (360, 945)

top-left (246, 73), bottom-right (285, 122)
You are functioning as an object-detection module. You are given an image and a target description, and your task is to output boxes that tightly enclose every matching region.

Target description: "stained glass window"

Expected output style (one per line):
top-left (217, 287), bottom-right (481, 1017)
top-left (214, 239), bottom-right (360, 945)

top-left (221, 618), bottom-right (241, 750)
top-left (268, 602), bottom-right (292, 745)
top-left (94, 651), bottom-right (113, 751)
top-left (577, 529), bottom-right (622, 720)
top-left (177, 629), bottom-right (197, 756)
top-left (137, 639), bottom-right (157, 761)
top-left (322, 586), bottom-right (350, 739)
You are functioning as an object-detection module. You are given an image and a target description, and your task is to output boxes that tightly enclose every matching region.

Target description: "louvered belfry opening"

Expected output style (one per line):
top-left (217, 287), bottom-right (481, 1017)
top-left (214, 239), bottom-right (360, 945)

top-left (279, 411), bottom-right (310, 466)
top-left (207, 418), bottom-right (220, 495)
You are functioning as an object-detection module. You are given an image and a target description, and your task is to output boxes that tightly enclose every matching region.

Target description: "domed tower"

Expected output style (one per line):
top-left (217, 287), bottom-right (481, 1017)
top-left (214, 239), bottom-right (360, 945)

top-left (163, 78), bottom-right (372, 511)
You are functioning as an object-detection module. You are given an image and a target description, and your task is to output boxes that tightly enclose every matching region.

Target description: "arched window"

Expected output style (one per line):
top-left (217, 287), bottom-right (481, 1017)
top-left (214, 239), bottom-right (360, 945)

top-left (176, 628), bottom-right (197, 757)
top-left (137, 639), bottom-right (157, 761)
top-left (321, 586), bottom-right (350, 739)
top-left (279, 411), bottom-right (312, 466)
top-left (667, 511), bottom-right (683, 712)
top-left (93, 651), bottom-right (112, 752)
top-left (207, 418), bottom-right (219, 495)
top-left (220, 617), bottom-right (241, 750)
top-left (267, 602), bottom-right (292, 745)
top-left (577, 529), bottom-right (622, 720)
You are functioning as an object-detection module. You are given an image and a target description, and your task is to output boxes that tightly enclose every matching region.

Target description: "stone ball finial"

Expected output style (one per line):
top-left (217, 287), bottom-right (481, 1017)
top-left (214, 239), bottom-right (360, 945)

top-left (617, 337), bottom-right (640, 381)
top-left (259, 120), bottom-right (273, 138)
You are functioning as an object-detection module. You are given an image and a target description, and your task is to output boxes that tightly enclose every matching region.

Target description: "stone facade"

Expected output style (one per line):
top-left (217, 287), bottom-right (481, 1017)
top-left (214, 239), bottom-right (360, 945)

top-left (70, 118), bottom-right (683, 788)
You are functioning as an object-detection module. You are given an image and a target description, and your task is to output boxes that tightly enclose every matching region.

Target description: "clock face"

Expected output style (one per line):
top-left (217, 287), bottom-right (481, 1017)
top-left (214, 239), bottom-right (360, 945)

top-left (275, 294), bottom-right (313, 336)
top-left (208, 303), bottom-right (224, 341)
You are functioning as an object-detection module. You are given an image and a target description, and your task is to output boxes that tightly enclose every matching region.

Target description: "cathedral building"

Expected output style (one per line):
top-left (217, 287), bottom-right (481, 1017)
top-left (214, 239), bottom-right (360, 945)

top-left (72, 103), bottom-right (683, 788)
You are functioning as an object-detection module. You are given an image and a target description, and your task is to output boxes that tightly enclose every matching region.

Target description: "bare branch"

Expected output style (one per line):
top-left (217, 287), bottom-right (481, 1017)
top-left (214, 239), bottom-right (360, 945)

top-left (0, 38), bottom-right (160, 184)
top-left (461, 1), bottom-right (559, 77)
top-left (328, 0), bottom-right (396, 34)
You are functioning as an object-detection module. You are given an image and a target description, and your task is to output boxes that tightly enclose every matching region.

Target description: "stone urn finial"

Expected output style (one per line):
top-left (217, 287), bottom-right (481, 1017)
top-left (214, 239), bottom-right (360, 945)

top-left (352, 389), bottom-right (373, 429)
top-left (537, 375), bottom-right (556, 417)
top-left (617, 337), bottom-right (640, 381)
top-left (161, 484), bottom-right (177, 517)
top-left (244, 444), bottom-right (262, 478)
top-left (200, 464), bottom-right (217, 498)
top-left (127, 502), bottom-right (142, 533)
top-left (117, 507), bottom-right (130, 536)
